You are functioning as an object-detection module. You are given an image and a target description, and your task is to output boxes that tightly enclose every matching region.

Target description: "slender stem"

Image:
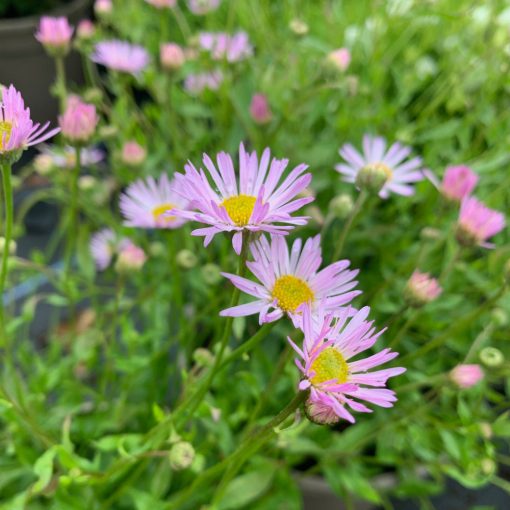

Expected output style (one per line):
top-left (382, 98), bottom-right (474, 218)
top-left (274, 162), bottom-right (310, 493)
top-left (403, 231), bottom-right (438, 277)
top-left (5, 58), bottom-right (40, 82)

top-left (172, 5), bottom-right (192, 39)
top-left (177, 233), bottom-right (250, 423)
top-left (55, 56), bottom-right (67, 111)
top-left (0, 163), bottom-right (13, 341)
top-left (64, 147), bottom-right (81, 276)
top-left (332, 189), bottom-right (368, 261)
top-left (388, 310), bottom-right (418, 350)
top-left (463, 323), bottom-right (495, 363)
top-left (167, 390), bottom-right (308, 509)
top-left (439, 241), bottom-right (461, 282)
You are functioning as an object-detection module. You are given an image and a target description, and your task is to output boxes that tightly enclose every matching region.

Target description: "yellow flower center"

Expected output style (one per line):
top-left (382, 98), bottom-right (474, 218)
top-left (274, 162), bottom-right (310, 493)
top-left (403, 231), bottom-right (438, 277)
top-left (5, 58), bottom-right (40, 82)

top-left (152, 203), bottom-right (176, 223)
top-left (310, 347), bottom-right (349, 385)
top-left (367, 162), bottom-right (393, 179)
top-left (0, 121), bottom-right (12, 149)
top-left (221, 194), bottom-right (257, 226)
top-left (272, 275), bottom-right (314, 313)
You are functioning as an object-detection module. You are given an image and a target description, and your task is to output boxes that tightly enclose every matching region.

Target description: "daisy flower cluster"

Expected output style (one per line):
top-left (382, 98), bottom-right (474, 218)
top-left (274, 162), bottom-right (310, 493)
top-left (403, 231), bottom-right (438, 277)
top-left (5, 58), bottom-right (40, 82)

top-left (198, 31), bottom-right (253, 62)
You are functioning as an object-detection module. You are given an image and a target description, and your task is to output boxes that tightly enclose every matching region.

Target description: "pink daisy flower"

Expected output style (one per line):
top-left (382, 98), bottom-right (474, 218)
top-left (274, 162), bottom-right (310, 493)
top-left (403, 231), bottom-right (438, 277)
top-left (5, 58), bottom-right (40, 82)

top-left (0, 85), bottom-right (60, 163)
top-left (91, 40), bottom-right (150, 76)
top-left (198, 31), bottom-right (252, 62)
top-left (220, 235), bottom-right (360, 323)
top-left (456, 197), bottom-right (505, 248)
top-left (290, 304), bottom-right (406, 424)
top-left (405, 270), bottom-right (442, 307)
top-left (450, 364), bottom-right (484, 389)
top-left (426, 165), bottom-right (478, 202)
top-left (35, 16), bottom-right (74, 55)
top-left (184, 70), bottom-right (223, 94)
top-left (172, 143), bottom-right (313, 254)
top-left (119, 174), bottom-right (188, 229)
top-left (335, 134), bottom-right (425, 198)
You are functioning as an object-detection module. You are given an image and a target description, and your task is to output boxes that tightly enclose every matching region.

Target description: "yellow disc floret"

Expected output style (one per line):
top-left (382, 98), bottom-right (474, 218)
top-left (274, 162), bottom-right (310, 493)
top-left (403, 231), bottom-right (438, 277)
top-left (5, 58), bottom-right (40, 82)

top-left (152, 203), bottom-right (176, 223)
top-left (310, 347), bottom-right (349, 385)
top-left (272, 275), bottom-right (314, 313)
top-left (0, 121), bottom-right (12, 149)
top-left (221, 194), bottom-right (257, 226)
top-left (367, 161), bottom-right (393, 179)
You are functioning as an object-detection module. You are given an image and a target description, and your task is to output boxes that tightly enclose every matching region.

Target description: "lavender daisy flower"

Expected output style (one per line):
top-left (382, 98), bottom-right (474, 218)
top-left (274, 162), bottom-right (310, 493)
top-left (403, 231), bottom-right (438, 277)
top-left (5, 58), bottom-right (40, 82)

top-left (0, 85), bottom-right (60, 164)
top-left (91, 40), bottom-right (150, 76)
top-left (120, 174), bottom-right (189, 229)
top-left (90, 228), bottom-right (118, 270)
top-left (335, 134), bottom-right (425, 198)
top-left (198, 31), bottom-right (252, 62)
top-left (290, 304), bottom-right (406, 424)
top-left (172, 143), bottom-right (313, 254)
top-left (39, 144), bottom-right (104, 169)
top-left (184, 70), bottom-right (223, 94)
top-left (220, 235), bottom-right (360, 323)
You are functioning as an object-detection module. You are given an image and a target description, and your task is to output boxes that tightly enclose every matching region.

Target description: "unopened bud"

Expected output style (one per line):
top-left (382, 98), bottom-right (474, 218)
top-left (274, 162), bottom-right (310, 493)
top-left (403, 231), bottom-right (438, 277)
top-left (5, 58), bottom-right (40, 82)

top-left (121, 141), bottom-right (146, 166)
top-left (201, 263), bottom-right (221, 285)
top-left (329, 194), bottom-right (354, 219)
top-left (450, 364), bottom-right (484, 389)
top-left (115, 244), bottom-right (147, 273)
top-left (160, 43), bottom-right (185, 71)
top-left (491, 308), bottom-right (508, 327)
top-left (169, 442), bottom-right (195, 470)
top-left (289, 19), bottom-right (309, 35)
top-left (481, 458), bottom-right (496, 475)
top-left (176, 249), bottom-right (198, 269)
top-left (305, 396), bottom-right (340, 426)
top-left (193, 348), bottom-right (214, 367)
top-left (33, 154), bottom-right (54, 175)
top-left (479, 347), bottom-right (504, 368)
top-left (404, 270), bottom-right (442, 307)
top-left (355, 163), bottom-right (391, 194)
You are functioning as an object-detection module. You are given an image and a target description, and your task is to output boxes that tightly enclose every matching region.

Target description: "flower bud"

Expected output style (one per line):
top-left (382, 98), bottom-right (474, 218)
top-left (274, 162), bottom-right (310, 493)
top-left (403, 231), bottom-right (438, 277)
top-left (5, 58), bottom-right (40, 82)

top-left (441, 165), bottom-right (478, 202)
top-left (59, 96), bottom-right (98, 144)
top-left (289, 19), bottom-right (309, 35)
top-left (481, 458), bottom-right (496, 475)
top-left (78, 175), bottom-right (97, 190)
top-left (35, 16), bottom-right (74, 57)
top-left (176, 249), bottom-right (198, 269)
top-left (121, 141), bottom-right (146, 166)
top-left (76, 19), bottom-right (95, 40)
top-left (249, 93), bottom-right (272, 125)
top-left (479, 422), bottom-right (493, 439)
top-left (404, 270), bottom-right (442, 307)
top-left (491, 308), bottom-right (508, 327)
top-left (193, 347), bottom-right (214, 367)
top-left (160, 43), bottom-right (185, 70)
top-left (33, 154), bottom-right (54, 175)
top-left (115, 243), bottom-right (147, 273)
top-left (149, 241), bottom-right (165, 258)
top-left (479, 347), bottom-right (504, 368)
top-left (169, 442), bottom-right (195, 470)
top-left (329, 194), bottom-right (354, 219)
top-left (201, 263), bottom-right (221, 285)
top-left (326, 48), bottom-right (351, 72)
top-left (0, 237), bottom-right (16, 255)
top-left (450, 364), bottom-right (484, 389)
top-left (355, 162), bottom-right (391, 194)
top-left (305, 396), bottom-right (340, 425)
top-left (94, 0), bottom-right (112, 16)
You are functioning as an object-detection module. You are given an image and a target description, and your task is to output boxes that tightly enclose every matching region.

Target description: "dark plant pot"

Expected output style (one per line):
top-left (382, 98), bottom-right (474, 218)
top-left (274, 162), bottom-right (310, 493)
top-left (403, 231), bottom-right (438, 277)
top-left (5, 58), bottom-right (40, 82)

top-left (0, 0), bottom-right (92, 124)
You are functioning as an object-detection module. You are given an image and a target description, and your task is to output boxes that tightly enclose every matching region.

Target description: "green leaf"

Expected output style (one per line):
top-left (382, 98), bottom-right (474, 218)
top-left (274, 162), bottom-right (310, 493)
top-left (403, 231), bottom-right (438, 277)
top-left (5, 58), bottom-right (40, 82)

top-left (32, 447), bottom-right (56, 493)
top-left (218, 466), bottom-right (276, 510)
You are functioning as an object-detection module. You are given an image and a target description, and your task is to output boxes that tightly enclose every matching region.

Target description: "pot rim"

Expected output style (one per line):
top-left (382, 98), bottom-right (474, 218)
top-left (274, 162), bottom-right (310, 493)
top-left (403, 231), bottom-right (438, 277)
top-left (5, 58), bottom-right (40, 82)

top-left (0, 0), bottom-right (90, 32)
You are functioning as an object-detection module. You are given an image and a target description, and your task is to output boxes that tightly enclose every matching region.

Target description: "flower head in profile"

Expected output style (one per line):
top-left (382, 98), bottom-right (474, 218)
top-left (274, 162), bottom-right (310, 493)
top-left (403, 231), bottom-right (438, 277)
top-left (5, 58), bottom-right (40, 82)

top-left (456, 197), bottom-right (505, 248)
top-left (91, 40), bottom-right (150, 76)
top-left (198, 32), bottom-right (252, 62)
top-left (335, 135), bottom-right (425, 198)
top-left (59, 96), bottom-right (98, 144)
top-left (426, 165), bottom-right (478, 202)
top-left (35, 16), bottom-right (74, 55)
top-left (172, 143), bottom-right (313, 254)
top-left (450, 364), bottom-right (484, 389)
top-left (90, 228), bottom-right (123, 270)
top-left (184, 71), bottom-right (223, 94)
top-left (290, 305), bottom-right (405, 424)
top-left (220, 235), bottom-right (360, 323)
top-left (188, 0), bottom-right (220, 14)
top-left (0, 85), bottom-right (60, 164)
top-left (120, 174), bottom-right (188, 229)
top-left (405, 270), bottom-right (442, 307)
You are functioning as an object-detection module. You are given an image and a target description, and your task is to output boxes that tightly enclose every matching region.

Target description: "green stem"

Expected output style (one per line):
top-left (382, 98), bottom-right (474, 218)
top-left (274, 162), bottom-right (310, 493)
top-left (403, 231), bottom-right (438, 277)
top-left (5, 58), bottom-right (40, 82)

top-left (332, 189), bottom-right (368, 261)
top-left (172, 5), bottom-right (192, 39)
top-left (64, 147), bottom-right (81, 277)
top-left (0, 163), bottom-right (13, 341)
top-left (167, 390), bottom-right (308, 509)
top-left (55, 56), bottom-right (67, 111)
top-left (177, 233), bottom-right (250, 423)
top-left (388, 310), bottom-right (418, 350)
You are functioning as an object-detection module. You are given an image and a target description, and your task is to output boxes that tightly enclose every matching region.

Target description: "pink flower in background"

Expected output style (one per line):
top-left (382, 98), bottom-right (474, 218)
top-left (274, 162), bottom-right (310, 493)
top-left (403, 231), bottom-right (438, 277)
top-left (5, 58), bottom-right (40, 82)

top-left (442, 165), bottom-right (478, 201)
top-left (221, 234), bottom-right (360, 323)
top-left (172, 143), bottom-right (313, 254)
top-left (90, 228), bottom-right (119, 270)
top-left (91, 40), bottom-right (150, 75)
top-left (188, 0), bottom-right (220, 14)
top-left (456, 196), bottom-right (505, 248)
top-left (198, 31), bottom-right (252, 62)
top-left (94, 0), bottom-right (112, 14)
top-left (121, 141), bottom-right (146, 165)
top-left (59, 96), bottom-right (98, 143)
top-left (450, 364), bottom-right (484, 389)
top-left (145, 0), bottom-right (176, 7)
top-left (160, 43), bottom-right (186, 70)
top-left (327, 48), bottom-right (351, 71)
top-left (35, 16), bottom-right (74, 55)
top-left (77, 20), bottom-right (96, 40)
top-left (336, 135), bottom-right (425, 198)
top-left (405, 270), bottom-right (442, 307)
top-left (120, 174), bottom-right (188, 229)
top-left (184, 71), bottom-right (223, 94)
top-left (291, 305), bottom-right (405, 424)
top-left (39, 144), bottom-right (104, 169)
top-left (115, 242), bottom-right (147, 272)
top-left (0, 85), bottom-right (60, 162)
top-left (250, 93), bottom-right (272, 124)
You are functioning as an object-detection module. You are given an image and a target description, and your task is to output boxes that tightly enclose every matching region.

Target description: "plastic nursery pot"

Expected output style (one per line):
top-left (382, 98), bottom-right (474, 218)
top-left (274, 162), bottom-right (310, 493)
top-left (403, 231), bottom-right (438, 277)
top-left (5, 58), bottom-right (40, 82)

top-left (0, 0), bottom-right (91, 125)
